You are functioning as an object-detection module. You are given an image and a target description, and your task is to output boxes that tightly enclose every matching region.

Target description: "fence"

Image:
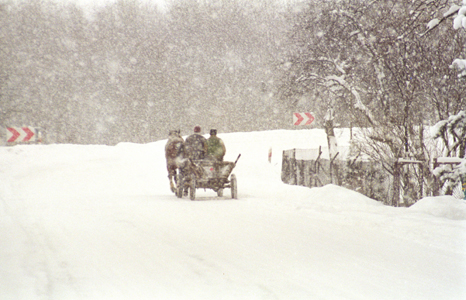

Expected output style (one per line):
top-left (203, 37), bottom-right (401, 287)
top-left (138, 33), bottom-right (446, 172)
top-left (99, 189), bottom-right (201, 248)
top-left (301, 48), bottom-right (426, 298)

top-left (391, 157), bottom-right (465, 205)
top-left (432, 157), bottom-right (465, 200)
top-left (282, 149), bottom-right (465, 206)
top-left (281, 148), bottom-right (391, 204)
top-left (391, 159), bottom-right (427, 207)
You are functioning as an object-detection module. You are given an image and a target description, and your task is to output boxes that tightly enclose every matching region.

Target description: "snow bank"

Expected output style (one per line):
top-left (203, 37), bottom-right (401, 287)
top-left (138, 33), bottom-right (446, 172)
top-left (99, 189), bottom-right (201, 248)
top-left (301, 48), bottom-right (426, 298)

top-left (294, 184), bottom-right (384, 214)
top-left (311, 184), bottom-right (382, 206)
top-left (1, 129), bottom-right (465, 300)
top-left (409, 196), bottom-right (466, 220)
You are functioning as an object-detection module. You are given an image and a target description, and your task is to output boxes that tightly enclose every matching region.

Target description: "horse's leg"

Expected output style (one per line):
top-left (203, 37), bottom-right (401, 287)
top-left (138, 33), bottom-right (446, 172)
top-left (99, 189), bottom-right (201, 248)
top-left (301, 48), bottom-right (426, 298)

top-left (168, 167), bottom-right (176, 193)
top-left (174, 167), bottom-right (178, 184)
top-left (169, 175), bottom-right (175, 193)
top-left (180, 163), bottom-right (189, 197)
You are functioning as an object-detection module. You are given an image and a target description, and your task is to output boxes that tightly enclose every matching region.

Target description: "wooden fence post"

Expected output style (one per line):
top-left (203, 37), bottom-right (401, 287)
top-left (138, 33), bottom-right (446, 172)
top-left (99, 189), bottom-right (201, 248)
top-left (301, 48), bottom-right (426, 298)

top-left (297, 160), bottom-right (304, 186)
top-left (392, 160), bottom-right (400, 207)
top-left (432, 158), bottom-right (439, 196)
top-left (281, 150), bottom-right (288, 183)
top-left (290, 149), bottom-right (297, 185)
top-left (330, 152), bottom-right (340, 185)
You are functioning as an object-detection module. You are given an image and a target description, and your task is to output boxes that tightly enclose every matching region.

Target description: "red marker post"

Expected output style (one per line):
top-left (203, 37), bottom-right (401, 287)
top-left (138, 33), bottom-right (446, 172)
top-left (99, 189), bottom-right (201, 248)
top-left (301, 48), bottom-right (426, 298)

top-left (293, 112), bottom-right (315, 126)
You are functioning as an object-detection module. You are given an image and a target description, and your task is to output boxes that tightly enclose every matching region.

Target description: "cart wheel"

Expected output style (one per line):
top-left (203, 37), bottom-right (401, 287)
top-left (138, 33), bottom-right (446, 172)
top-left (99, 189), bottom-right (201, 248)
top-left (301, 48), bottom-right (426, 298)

top-left (190, 173), bottom-right (196, 200)
top-left (175, 174), bottom-right (183, 198)
top-left (230, 174), bottom-right (237, 199)
top-left (217, 188), bottom-right (223, 197)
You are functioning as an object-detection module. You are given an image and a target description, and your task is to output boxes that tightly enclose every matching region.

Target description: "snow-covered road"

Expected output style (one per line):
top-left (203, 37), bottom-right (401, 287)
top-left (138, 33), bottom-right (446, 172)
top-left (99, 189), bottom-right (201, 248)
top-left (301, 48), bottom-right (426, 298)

top-left (1, 129), bottom-right (465, 299)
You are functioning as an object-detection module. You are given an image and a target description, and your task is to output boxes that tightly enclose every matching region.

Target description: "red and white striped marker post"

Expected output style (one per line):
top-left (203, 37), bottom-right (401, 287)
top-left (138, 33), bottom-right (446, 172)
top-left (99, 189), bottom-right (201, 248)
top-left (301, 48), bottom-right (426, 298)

top-left (6, 127), bottom-right (36, 143)
top-left (293, 113), bottom-right (315, 126)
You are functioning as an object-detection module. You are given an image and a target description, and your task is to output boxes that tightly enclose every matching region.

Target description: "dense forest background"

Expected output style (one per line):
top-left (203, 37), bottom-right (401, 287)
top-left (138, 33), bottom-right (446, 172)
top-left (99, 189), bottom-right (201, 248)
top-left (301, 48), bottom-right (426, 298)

top-left (1, 0), bottom-right (292, 144)
top-left (1, 0), bottom-right (465, 146)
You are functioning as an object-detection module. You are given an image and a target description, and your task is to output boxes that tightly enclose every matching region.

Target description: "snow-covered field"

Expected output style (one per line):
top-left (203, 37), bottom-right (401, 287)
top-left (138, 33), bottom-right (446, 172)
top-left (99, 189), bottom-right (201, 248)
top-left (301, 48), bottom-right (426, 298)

top-left (0, 129), bottom-right (465, 300)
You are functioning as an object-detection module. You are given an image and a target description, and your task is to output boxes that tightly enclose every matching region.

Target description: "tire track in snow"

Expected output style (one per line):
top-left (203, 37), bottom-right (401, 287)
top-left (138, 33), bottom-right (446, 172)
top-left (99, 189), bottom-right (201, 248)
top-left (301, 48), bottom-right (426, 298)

top-left (0, 178), bottom-right (81, 299)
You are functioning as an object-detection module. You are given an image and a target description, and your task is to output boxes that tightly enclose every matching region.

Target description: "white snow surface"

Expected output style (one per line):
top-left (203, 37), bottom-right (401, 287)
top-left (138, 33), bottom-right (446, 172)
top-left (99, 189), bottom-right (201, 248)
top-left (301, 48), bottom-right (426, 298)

top-left (0, 129), bottom-right (465, 300)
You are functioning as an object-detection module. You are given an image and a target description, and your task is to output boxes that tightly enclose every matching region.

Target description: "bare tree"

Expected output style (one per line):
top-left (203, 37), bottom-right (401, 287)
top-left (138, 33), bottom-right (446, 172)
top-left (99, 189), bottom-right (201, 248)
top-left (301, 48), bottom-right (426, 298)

top-left (278, 0), bottom-right (466, 204)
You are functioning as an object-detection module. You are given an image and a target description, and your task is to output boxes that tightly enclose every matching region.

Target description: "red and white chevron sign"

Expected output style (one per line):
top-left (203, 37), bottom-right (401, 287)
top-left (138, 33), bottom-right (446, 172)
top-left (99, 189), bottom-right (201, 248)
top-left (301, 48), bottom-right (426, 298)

top-left (293, 112), bottom-right (315, 126)
top-left (6, 127), bottom-right (36, 143)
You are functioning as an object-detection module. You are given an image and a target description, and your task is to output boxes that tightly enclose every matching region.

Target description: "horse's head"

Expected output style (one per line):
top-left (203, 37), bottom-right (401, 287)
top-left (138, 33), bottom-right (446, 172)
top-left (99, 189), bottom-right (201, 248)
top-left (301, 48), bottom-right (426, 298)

top-left (168, 129), bottom-right (181, 138)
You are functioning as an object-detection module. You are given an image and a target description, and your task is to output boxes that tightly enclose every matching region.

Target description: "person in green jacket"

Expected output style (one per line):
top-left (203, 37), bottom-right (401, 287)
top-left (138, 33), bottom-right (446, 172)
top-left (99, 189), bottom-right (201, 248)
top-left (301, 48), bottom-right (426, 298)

top-left (206, 129), bottom-right (226, 161)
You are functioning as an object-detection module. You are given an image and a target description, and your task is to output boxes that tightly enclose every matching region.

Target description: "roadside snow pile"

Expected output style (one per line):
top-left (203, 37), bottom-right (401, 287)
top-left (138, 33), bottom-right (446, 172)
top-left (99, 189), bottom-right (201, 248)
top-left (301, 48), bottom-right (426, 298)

top-left (409, 196), bottom-right (466, 220)
top-left (312, 184), bottom-right (382, 205)
top-left (300, 184), bottom-right (383, 213)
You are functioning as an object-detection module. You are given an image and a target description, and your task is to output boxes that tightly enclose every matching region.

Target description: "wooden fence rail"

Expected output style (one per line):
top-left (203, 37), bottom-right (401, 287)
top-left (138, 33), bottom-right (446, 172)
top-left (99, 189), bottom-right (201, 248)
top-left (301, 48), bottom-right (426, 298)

top-left (282, 149), bottom-right (465, 206)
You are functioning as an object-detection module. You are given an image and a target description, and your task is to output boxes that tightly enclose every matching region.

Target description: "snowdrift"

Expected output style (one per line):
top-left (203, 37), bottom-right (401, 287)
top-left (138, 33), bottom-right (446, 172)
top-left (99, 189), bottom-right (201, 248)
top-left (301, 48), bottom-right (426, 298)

top-left (0, 129), bottom-right (465, 300)
top-left (410, 196), bottom-right (466, 220)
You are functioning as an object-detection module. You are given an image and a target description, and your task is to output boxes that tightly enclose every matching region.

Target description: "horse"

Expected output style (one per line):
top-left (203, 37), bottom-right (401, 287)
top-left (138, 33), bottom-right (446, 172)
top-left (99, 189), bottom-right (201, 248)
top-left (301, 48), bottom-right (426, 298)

top-left (165, 130), bottom-right (185, 193)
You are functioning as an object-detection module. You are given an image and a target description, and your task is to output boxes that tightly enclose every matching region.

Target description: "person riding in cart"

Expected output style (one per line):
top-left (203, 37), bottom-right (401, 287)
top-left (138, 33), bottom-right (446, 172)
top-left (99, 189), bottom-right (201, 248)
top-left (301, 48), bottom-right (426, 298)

top-left (206, 129), bottom-right (226, 161)
top-left (175, 127), bottom-right (240, 200)
top-left (184, 126), bottom-right (208, 160)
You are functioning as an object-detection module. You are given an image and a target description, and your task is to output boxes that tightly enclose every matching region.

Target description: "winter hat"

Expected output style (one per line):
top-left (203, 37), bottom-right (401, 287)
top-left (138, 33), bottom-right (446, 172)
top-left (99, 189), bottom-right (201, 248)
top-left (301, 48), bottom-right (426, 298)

top-left (194, 126), bottom-right (201, 133)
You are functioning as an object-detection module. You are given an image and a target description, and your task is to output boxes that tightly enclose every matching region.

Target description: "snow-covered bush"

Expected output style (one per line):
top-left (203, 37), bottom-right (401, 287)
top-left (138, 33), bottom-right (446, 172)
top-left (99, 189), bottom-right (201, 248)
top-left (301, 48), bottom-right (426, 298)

top-left (432, 110), bottom-right (466, 196)
top-left (433, 159), bottom-right (466, 196)
top-left (432, 110), bottom-right (466, 158)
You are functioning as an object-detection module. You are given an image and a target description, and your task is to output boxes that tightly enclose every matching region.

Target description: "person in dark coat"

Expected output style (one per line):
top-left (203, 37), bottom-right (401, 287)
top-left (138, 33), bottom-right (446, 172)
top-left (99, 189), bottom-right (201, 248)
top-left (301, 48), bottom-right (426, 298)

top-left (184, 126), bottom-right (208, 160)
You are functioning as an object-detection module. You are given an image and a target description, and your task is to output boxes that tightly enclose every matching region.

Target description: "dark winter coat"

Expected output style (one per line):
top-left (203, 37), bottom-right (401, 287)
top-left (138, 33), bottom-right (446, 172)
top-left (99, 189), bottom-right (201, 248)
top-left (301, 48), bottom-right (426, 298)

top-left (184, 133), bottom-right (208, 160)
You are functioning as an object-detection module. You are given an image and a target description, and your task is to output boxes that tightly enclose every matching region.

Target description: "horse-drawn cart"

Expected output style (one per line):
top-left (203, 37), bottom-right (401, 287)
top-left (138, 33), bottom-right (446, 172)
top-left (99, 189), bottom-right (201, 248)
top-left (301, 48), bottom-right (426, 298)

top-left (176, 154), bottom-right (240, 200)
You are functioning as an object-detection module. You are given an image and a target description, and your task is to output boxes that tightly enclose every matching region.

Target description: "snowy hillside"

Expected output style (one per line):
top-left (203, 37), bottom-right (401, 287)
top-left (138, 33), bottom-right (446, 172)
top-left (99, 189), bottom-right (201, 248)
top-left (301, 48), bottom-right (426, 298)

top-left (0, 129), bottom-right (465, 300)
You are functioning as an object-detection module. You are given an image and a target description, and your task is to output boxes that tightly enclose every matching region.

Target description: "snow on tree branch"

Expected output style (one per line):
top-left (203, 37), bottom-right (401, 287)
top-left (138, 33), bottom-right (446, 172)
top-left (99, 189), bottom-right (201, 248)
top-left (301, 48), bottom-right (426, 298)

top-left (425, 2), bottom-right (466, 77)
top-left (325, 75), bottom-right (375, 126)
top-left (451, 2), bottom-right (466, 77)
top-left (453, 2), bottom-right (466, 29)
top-left (424, 3), bottom-right (461, 34)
